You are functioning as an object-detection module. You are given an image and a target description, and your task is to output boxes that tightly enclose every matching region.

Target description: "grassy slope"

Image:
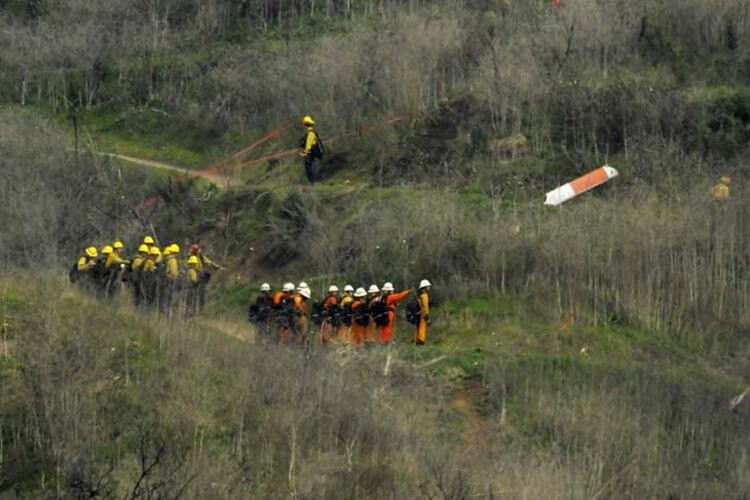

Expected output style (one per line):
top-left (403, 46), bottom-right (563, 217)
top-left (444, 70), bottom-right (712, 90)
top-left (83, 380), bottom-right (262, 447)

top-left (70, 104), bottom-right (746, 397)
top-left (0, 276), bottom-right (451, 496)
top-left (2, 272), bottom-right (748, 497)
top-left (9, 9), bottom-right (750, 489)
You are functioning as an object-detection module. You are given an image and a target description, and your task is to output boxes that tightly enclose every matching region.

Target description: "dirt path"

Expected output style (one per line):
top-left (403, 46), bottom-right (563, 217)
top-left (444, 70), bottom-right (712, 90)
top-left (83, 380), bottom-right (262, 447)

top-left (103, 152), bottom-right (233, 187)
top-left (197, 318), bottom-right (258, 343)
top-left (451, 381), bottom-right (494, 454)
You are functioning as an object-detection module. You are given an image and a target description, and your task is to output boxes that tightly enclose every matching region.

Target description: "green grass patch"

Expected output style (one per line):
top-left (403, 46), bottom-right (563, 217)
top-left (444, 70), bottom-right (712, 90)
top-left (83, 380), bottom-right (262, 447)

top-left (83, 109), bottom-right (214, 167)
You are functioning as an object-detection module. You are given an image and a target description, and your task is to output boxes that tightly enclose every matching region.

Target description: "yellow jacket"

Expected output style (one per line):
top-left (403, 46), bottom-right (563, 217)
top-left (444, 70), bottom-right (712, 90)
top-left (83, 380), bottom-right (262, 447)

top-left (419, 291), bottom-right (430, 318)
top-left (304, 127), bottom-right (317, 156)
top-left (77, 257), bottom-right (96, 272)
top-left (186, 267), bottom-right (199, 284)
top-left (105, 252), bottom-right (129, 269)
top-left (192, 254), bottom-right (221, 272)
top-left (131, 256), bottom-right (145, 272)
top-left (339, 294), bottom-right (353, 308)
top-left (142, 258), bottom-right (157, 273)
top-left (712, 183), bottom-right (730, 200)
top-left (165, 256), bottom-right (179, 280)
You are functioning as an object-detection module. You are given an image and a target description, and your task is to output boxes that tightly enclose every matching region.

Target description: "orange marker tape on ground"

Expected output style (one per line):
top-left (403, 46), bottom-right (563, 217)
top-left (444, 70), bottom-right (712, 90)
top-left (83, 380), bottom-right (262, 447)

top-left (203, 122), bottom-right (292, 173)
top-left (196, 112), bottom-right (416, 176)
top-left (136, 112), bottom-right (417, 210)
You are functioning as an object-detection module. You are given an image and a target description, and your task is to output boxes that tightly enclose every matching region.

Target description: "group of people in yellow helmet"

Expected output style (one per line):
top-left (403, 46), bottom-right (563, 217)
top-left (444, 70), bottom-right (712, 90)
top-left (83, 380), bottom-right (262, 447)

top-left (249, 279), bottom-right (432, 346)
top-left (71, 236), bottom-right (223, 315)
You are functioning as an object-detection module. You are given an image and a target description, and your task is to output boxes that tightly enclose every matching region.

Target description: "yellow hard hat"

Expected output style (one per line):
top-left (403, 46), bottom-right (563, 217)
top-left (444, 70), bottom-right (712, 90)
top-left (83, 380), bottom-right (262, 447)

top-left (138, 244), bottom-right (149, 253)
top-left (720, 176), bottom-right (731, 184)
top-left (149, 246), bottom-right (161, 256)
top-left (187, 255), bottom-right (199, 265)
top-left (169, 244), bottom-right (180, 254)
top-left (85, 246), bottom-right (98, 258)
top-left (162, 247), bottom-right (172, 256)
top-left (143, 236), bottom-right (155, 245)
top-left (113, 241), bottom-right (124, 250)
top-left (302, 115), bottom-right (315, 125)
top-left (102, 245), bottom-right (113, 255)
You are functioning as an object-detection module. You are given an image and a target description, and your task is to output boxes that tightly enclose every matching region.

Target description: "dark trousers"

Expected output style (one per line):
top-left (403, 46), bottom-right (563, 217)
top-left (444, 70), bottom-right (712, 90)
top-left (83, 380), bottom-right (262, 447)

top-left (186, 286), bottom-right (198, 316)
top-left (132, 279), bottom-right (142, 307)
top-left (304, 155), bottom-right (316, 184)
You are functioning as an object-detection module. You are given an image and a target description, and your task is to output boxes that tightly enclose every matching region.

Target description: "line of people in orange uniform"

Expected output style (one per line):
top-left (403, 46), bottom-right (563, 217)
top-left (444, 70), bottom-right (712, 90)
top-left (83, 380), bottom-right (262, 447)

top-left (249, 279), bottom-right (432, 346)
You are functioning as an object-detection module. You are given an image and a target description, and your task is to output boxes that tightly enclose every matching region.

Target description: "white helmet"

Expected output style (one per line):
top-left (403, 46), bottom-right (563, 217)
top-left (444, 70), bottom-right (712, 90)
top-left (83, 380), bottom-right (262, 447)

top-left (344, 285), bottom-right (354, 293)
top-left (298, 281), bottom-right (308, 290)
top-left (299, 288), bottom-right (311, 299)
top-left (368, 284), bottom-right (380, 294)
top-left (283, 282), bottom-right (295, 292)
top-left (260, 283), bottom-right (271, 292)
top-left (382, 282), bottom-right (394, 292)
top-left (419, 279), bottom-right (432, 289)
top-left (354, 287), bottom-right (367, 298)
top-left (328, 285), bottom-right (339, 293)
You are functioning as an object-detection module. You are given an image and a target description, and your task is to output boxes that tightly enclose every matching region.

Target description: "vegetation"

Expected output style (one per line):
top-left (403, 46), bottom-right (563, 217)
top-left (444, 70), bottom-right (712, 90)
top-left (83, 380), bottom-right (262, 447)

top-left (2, 274), bottom-right (748, 498)
top-left (2, 0), bottom-right (750, 498)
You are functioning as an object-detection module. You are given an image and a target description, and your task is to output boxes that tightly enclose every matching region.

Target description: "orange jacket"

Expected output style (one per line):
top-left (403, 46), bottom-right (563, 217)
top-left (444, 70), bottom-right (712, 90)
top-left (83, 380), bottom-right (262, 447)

top-left (272, 291), bottom-right (288, 307)
top-left (350, 298), bottom-right (367, 324)
top-left (385, 290), bottom-right (410, 325)
top-left (386, 290), bottom-right (410, 307)
top-left (349, 299), bottom-right (367, 344)
top-left (323, 294), bottom-right (338, 310)
top-left (351, 298), bottom-right (364, 308)
top-left (293, 293), bottom-right (307, 316)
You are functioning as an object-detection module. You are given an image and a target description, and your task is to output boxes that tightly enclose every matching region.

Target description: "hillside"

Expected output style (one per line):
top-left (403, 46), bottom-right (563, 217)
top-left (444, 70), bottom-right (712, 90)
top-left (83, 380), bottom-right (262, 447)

top-left (2, 275), bottom-right (749, 498)
top-left (2, 0), bottom-right (750, 498)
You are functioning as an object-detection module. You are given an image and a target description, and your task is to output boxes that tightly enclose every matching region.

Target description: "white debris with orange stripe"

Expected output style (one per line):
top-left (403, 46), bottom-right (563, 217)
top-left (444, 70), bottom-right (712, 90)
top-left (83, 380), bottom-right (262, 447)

top-left (544, 165), bottom-right (619, 206)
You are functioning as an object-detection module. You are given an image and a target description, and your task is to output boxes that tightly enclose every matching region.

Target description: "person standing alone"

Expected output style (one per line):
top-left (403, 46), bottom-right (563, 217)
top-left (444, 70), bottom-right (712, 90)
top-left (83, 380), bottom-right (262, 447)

top-left (300, 115), bottom-right (323, 184)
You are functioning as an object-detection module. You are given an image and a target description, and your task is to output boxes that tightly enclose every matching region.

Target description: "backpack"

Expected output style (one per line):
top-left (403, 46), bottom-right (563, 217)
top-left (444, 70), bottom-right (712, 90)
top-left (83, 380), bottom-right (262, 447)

top-left (369, 296), bottom-right (390, 327)
top-left (353, 301), bottom-right (370, 326)
top-left (299, 131), bottom-right (324, 159)
top-left (91, 259), bottom-right (107, 284)
top-left (248, 303), bottom-right (260, 323)
top-left (326, 302), bottom-right (341, 327)
top-left (404, 294), bottom-right (421, 325)
top-left (272, 291), bottom-right (286, 308)
top-left (311, 301), bottom-right (324, 326)
top-left (249, 296), bottom-right (272, 323)
top-left (69, 262), bottom-right (80, 283)
top-left (312, 133), bottom-right (324, 159)
top-left (340, 300), bottom-right (353, 326)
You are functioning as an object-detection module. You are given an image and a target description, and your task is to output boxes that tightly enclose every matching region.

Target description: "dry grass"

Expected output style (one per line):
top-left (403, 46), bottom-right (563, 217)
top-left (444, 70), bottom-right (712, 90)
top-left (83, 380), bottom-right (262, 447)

top-left (2, 272), bottom-right (749, 498)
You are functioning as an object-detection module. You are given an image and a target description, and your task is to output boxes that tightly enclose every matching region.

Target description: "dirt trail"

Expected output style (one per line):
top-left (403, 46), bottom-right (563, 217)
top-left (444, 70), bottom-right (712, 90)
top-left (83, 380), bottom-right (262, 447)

top-left (197, 318), bottom-right (258, 343)
top-left (451, 381), bottom-right (494, 454)
top-left (103, 152), bottom-right (234, 187)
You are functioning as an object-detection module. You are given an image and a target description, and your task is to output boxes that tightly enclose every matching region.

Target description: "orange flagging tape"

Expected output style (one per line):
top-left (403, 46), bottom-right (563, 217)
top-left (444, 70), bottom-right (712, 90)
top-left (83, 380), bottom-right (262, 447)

top-left (136, 111), bottom-right (416, 210)
top-left (191, 111), bottom-right (416, 177)
top-left (137, 196), bottom-right (161, 211)
top-left (180, 148), bottom-right (299, 179)
top-left (203, 122), bottom-right (292, 173)
top-left (330, 112), bottom-right (416, 144)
